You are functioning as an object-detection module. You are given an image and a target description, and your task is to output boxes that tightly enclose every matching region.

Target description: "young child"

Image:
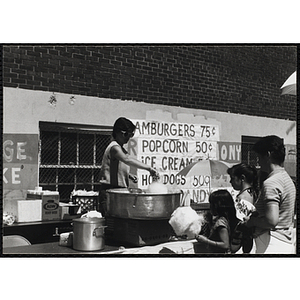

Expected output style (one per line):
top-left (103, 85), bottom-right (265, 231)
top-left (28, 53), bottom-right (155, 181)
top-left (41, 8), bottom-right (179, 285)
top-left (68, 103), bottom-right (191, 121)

top-left (227, 163), bottom-right (259, 253)
top-left (195, 189), bottom-right (239, 254)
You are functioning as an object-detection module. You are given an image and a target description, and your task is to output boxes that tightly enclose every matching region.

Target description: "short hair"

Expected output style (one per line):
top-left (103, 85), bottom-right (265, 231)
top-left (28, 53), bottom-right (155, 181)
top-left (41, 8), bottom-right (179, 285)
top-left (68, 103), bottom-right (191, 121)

top-left (252, 135), bottom-right (285, 164)
top-left (112, 117), bottom-right (136, 138)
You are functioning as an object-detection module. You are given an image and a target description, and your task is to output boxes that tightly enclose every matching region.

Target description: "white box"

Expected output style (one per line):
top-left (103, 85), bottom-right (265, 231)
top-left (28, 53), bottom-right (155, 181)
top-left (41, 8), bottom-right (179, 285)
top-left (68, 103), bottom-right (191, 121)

top-left (17, 200), bottom-right (42, 222)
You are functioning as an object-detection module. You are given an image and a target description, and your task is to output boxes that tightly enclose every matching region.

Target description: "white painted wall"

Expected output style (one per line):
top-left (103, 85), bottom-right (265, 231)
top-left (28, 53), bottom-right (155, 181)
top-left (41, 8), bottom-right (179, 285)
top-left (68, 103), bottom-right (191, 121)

top-left (4, 87), bottom-right (296, 145)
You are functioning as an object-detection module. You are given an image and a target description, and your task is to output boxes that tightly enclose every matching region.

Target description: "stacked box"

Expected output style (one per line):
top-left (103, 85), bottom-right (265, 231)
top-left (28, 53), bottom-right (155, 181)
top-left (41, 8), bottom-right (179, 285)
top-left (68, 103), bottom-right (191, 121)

top-left (59, 202), bottom-right (80, 219)
top-left (18, 200), bottom-right (42, 222)
top-left (27, 190), bottom-right (60, 221)
top-left (3, 198), bottom-right (42, 222)
top-left (42, 195), bottom-right (60, 220)
top-left (72, 195), bottom-right (99, 213)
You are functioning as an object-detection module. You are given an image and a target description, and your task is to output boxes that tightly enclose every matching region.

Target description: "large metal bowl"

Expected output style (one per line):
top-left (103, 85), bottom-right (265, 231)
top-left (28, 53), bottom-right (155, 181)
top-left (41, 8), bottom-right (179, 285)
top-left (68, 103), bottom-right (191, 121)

top-left (106, 188), bottom-right (181, 219)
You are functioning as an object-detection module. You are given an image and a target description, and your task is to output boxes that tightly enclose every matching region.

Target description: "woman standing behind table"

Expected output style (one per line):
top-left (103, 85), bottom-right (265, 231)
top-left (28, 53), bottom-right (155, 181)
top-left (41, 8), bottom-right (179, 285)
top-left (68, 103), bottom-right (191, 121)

top-left (98, 117), bottom-right (159, 216)
top-left (245, 135), bottom-right (296, 254)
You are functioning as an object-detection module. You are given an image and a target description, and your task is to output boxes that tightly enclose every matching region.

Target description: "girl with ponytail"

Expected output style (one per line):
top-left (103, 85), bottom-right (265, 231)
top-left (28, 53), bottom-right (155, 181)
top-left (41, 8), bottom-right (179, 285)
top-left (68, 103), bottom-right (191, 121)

top-left (227, 163), bottom-right (259, 205)
top-left (227, 163), bottom-right (259, 253)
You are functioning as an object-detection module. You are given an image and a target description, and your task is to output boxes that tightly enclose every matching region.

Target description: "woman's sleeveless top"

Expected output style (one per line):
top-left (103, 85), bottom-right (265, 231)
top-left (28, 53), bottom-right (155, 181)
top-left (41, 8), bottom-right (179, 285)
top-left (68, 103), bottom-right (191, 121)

top-left (100, 141), bottom-right (130, 188)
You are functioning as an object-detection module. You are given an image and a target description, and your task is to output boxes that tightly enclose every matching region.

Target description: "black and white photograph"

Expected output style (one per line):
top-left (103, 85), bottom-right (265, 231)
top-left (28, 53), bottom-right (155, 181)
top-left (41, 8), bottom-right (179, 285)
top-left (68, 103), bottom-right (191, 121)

top-left (1, 3), bottom-right (299, 300)
top-left (2, 44), bottom-right (297, 256)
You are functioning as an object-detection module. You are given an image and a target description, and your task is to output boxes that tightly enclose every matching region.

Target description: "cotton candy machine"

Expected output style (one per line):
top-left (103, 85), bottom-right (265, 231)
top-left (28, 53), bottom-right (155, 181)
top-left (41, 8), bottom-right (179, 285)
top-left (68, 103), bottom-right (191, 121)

top-left (105, 188), bottom-right (181, 246)
top-left (106, 188), bottom-right (181, 220)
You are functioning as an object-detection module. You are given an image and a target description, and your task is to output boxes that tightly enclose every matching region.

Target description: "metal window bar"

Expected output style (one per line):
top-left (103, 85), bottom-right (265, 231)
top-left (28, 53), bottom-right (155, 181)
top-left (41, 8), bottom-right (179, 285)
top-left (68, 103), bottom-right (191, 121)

top-left (241, 136), bottom-right (261, 167)
top-left (39, 122), bottom-right (112, 201)
top-left (241, 135), bottom-right (268, 191)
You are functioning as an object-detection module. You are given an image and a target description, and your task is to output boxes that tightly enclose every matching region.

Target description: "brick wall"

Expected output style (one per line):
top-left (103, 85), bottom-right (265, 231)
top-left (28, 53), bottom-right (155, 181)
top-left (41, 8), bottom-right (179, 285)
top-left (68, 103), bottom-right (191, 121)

top-left (2, 45), bottom-right (297, 120)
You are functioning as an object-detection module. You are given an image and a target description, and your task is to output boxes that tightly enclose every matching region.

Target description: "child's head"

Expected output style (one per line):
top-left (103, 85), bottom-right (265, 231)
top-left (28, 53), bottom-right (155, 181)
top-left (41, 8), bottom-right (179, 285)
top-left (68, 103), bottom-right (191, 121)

top-left (209, 189), bottom-right (236, 217)
top-left (208, 189), bottom-right (238, 229)
top-left (227, 163), bottom-right (258, 192)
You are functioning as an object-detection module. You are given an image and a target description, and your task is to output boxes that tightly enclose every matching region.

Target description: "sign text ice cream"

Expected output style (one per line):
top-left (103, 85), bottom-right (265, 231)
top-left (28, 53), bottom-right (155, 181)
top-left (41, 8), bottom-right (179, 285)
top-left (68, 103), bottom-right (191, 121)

top-left (129, 120), bottom-right (220, 204)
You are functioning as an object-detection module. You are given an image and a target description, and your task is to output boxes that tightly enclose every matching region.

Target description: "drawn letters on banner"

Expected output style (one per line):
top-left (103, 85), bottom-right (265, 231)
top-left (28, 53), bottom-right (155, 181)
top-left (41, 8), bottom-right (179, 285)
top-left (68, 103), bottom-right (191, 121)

top-left (129, 120), bottom-right (220, 204)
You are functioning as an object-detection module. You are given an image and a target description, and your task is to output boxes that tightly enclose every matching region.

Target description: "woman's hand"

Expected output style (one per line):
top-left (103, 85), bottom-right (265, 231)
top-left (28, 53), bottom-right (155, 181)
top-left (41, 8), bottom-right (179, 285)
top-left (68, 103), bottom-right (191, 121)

top-left (243, 218), bottom-right (251, 228)
top-left (129, 174), bottom-right (138, 183)
top-left (149, 168), bottom-right (160, 180)
top-left (195, 235), bottom-right (208, 243)
top-left (243, 215), bottom-right (251, 224)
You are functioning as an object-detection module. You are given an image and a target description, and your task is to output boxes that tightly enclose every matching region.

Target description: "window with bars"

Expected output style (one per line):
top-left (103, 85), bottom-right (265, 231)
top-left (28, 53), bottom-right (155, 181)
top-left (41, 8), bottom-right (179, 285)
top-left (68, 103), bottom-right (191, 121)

top-left (39, 122), bottom-right (112, 201)
top-left (241, 135), bottom-right (270, 190)
top-left (241, 135), bottom-right (261, 167)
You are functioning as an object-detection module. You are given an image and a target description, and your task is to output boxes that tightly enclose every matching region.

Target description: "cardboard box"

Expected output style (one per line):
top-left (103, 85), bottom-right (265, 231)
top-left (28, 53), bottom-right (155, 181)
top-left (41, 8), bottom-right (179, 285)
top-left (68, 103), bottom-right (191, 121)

top-left (18, 200), bottom-right (42, 222)
top-left (59, 202), bottom-right (80, 219)
top-left (4, 198), bottom-right (43, 223)
top-left (26, 193), bottom-right (43, 200)
top-left (41, 194), bottom-right (60, 220)
top-left (27, 190), bottom-right (60, 221)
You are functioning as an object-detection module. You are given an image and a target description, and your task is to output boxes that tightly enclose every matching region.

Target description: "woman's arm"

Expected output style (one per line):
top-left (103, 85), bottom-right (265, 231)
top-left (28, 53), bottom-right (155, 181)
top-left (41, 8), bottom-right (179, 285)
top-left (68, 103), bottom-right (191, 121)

top-left (111, 145), bottom-right (157, 175)
top-left (215, 227), bottom-right (230, 250)
top-left (196, 227), bottom-right (230, 250)
top-left (246, 201), bottom-right (279, 229)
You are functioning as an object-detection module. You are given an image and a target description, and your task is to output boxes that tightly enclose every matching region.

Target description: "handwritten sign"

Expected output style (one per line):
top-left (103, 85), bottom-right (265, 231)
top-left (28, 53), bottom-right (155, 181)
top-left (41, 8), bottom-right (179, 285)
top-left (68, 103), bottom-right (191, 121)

top-left (130, 120), bottom-right (222, 204)
top-left (3, 134), bottom-right (38, 190)
top-left (218, 141), bottom-right (241, 163)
